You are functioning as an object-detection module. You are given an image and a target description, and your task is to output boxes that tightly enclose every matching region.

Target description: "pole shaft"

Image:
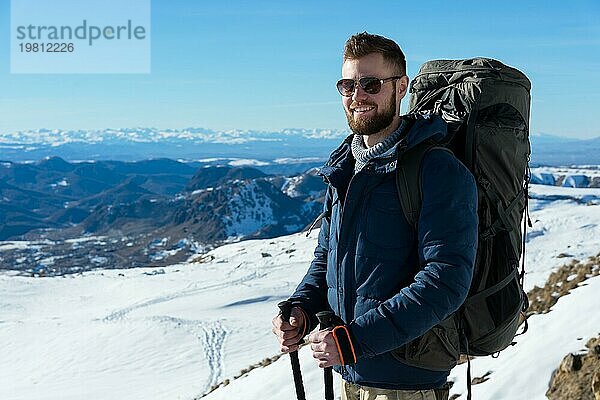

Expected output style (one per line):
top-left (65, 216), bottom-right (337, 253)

top-left (278, 301), bottom-right (306, 400)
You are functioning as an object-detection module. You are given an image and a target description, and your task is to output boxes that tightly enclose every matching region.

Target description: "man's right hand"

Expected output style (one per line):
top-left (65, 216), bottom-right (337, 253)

top-left (272, 306), bottom-right (307, 353)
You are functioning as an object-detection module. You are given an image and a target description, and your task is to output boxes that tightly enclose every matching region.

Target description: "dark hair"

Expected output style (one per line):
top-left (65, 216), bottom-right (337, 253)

top-left (343, 32), bottom-right (406, 76)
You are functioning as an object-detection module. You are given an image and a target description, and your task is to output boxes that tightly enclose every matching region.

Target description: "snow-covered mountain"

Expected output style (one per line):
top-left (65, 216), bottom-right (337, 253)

top-left (530, 166), bottom-right (600, 188)
top-left (2, 127), bottom-right (599, 166)
top-left (0, 158), bottom-right (328, 273)
top-left (1, 183), bottom-right (600, 400)
top-left (529, 132), bottom-right (580, 144)
top-left (0, 127), bottom-right (349, 145)
top-left (0, 128), bottom-right (349, 162)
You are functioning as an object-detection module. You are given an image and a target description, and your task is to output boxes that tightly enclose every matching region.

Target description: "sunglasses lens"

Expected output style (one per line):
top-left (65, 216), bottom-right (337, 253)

top-left (337, 77), bottom-right (386, 96)
top-left (337, 79), bottom-right (355, 96)
top-left (360, 77), bottom-right (382, 94)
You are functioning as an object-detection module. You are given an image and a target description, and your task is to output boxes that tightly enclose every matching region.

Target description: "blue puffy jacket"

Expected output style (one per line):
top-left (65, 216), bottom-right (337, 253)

top-left (290, 115), bottom-right (478, 390)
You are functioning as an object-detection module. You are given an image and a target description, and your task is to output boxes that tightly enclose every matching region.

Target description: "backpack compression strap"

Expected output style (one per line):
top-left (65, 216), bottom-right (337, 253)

top-left (395, 140), bottom-right (453, 227)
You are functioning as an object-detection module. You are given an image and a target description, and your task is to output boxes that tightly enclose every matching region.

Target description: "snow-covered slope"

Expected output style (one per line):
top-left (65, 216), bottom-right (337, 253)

top-left (1, 184), bottom-right (600, 400)
top-left (202, 276), bottom-right (600, 400)
top-left (0, 233), bottom-right (321, 400)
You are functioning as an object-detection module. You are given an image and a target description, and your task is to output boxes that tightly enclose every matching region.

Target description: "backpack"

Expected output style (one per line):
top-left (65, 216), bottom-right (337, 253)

top-left (392, 58), bottom-right (532, 375)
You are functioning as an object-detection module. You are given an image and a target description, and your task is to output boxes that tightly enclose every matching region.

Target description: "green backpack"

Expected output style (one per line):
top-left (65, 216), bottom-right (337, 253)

top-left (392, 58), bottom-right (532, 375)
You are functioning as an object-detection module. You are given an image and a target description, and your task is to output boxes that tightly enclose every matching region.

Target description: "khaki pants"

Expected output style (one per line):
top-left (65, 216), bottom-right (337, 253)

top-left (341, 381), bottom-right (448, 400)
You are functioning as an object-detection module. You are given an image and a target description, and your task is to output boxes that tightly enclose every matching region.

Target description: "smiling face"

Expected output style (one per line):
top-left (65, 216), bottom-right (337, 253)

top-left (341, 53), bottom-right (408, 145)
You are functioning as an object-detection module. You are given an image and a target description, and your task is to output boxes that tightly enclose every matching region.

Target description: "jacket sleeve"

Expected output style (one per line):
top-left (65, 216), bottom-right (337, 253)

top-left (288, 185), bottom-right (333, 333)
top-left (348, 150), bottom-right (478, 359)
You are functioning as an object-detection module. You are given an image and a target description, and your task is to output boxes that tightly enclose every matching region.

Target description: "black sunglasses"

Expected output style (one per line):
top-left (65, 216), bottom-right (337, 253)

top-left (336, 76), bottom-right (404, 96)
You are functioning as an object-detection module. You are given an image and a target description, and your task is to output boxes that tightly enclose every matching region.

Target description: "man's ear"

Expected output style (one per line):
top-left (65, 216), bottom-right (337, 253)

top-left (397, 75), bottom-right (409, 100)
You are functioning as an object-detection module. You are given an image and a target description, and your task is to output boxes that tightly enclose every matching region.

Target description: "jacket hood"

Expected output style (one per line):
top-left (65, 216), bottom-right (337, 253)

top-left (401, 113), bottom-right (448, 150)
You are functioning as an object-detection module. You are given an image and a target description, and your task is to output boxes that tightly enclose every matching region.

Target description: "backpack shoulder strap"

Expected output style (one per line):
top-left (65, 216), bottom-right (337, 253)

top-left (396, 141), bottom-right (453, 227)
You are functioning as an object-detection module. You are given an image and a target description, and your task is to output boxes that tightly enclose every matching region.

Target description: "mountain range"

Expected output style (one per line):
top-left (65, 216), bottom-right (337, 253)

top-left (3, 154), bottom-right (600, 275)
top-left (2, 127), bottom-right (600, 165)
top-left (0, 157), bottom-right (326, 273)
top-left (0, 127), bottom-right (347, 162)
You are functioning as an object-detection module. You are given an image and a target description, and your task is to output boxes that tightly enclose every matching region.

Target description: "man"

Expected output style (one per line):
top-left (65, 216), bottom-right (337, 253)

top-left (272, 32), bottom-right (478, 400)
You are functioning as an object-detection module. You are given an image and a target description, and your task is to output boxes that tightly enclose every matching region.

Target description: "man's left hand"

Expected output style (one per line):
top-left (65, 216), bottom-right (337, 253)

top-left (308, 328), bottom-right (341, 368)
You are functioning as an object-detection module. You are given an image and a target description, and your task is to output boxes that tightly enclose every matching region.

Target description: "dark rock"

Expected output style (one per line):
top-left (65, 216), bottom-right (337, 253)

top-left (560, 353), bottom-right (583, 373)
top-left (557, 253), bottom-right (574, 258)
top-left (471, 371), bottom-right (492, 385)
top-left (592, 372), bottom-right (600, 400)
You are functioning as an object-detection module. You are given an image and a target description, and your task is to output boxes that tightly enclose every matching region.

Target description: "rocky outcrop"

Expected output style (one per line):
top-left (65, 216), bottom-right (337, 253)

top-left (527, 253), bottom-right (600, 316)
top-left (547, 336), bottom-right (600, 400)
top-left (527, 254), bottom-right (600, 399)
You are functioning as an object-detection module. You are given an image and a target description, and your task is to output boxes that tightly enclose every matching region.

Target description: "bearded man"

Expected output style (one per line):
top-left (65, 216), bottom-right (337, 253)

top-left (273, 32), bottom-right (478, 400)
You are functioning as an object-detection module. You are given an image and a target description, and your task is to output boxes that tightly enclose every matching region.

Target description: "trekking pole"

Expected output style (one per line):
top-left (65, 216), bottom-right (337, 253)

top-left (278, 301), bottom-right (306, 400)
top-left (316, 311), bottom-right (337, 400)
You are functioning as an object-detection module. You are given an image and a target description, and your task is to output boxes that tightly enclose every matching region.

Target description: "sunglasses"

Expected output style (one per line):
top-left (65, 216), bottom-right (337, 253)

top-left (336, 76), bottom-right (404, 96)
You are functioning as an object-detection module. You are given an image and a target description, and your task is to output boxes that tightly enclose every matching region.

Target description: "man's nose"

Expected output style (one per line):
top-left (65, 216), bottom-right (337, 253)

top-left (352, 85), bottom-right (369, 102)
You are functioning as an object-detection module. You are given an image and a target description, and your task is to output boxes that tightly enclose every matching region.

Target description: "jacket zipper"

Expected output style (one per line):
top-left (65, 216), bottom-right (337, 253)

top-left (335, 163), bottom-right (377, 320)
top-left (335, 170), bottom-right (360, 318)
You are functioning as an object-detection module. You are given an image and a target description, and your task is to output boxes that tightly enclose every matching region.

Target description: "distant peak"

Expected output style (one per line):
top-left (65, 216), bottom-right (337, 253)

top-left (531, 132), bottom-right (581, 143)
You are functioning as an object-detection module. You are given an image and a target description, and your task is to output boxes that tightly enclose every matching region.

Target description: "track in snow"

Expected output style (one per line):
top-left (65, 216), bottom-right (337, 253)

top-left (200, 320), bottom-right (228, 395)
top-left (102, 270), bottom-right (267, 322)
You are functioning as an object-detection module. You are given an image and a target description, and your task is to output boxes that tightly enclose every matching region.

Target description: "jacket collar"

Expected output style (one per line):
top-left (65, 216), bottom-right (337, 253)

top-left (318, 113), bottom-right (448, 188)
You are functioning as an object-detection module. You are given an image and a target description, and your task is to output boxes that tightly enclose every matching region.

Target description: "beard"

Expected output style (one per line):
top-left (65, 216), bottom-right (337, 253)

top-left (345, 94), bottom-right (397, 136)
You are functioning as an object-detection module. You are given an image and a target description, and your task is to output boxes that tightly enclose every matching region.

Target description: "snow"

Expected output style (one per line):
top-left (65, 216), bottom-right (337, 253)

top-left (530, 166), bottom-right (600, 188)
top-left (282, 176), bottom-right (303, 197)
top-left (525, 184), bottom-right (600, 289)
top-left (280, 128), bottom-right (348, 139)
top-left (50, 179), bottom-right (69, 188)
top-left (149, 249), bottom-right (182, 261)
top-left (148, 238), bottom-right (169, 248)
top-left (191, 187), bottom-right (214, 196)
top-left (0, 184), bottom-right (599, 400)
top-left (274, 157), bottom-right (324, 164)
top-left (448, 276), bottom-right (600, 400)
top-left (89, 256), bottom-right (108, 265)
top-left (0, 242), bottom-right (33, 252)
top-left (0, 239), bottom-right (56, 252)
top-left (531, 166), bottom-right (600, 178)
top-left (0, 233), bottom-right (315, 400)
top-left (64, 236), bottom-right (108, 244)
top-left (37, 256), bottom-right (64, 267)
top-left (529, 171), bottom-right (555, 186)
top-left (228, 159), bottom-right (270, 167)
top-left (0, 128), bottom-right (348, 155)
top-left (201, 270), bottom-right (600, 400)
top-left (203, 346), bottom-right (339, 400)
top-left (223, 181), bottom-right (276, 236)
top-left (562, 174), bottom-right (589, 188)
top-left (198, 158), bottom-right (227, 163)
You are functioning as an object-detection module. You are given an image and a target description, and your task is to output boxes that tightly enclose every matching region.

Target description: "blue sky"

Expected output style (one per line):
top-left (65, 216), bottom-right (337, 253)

top-left (0, 0), bottom-right (599, 138)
